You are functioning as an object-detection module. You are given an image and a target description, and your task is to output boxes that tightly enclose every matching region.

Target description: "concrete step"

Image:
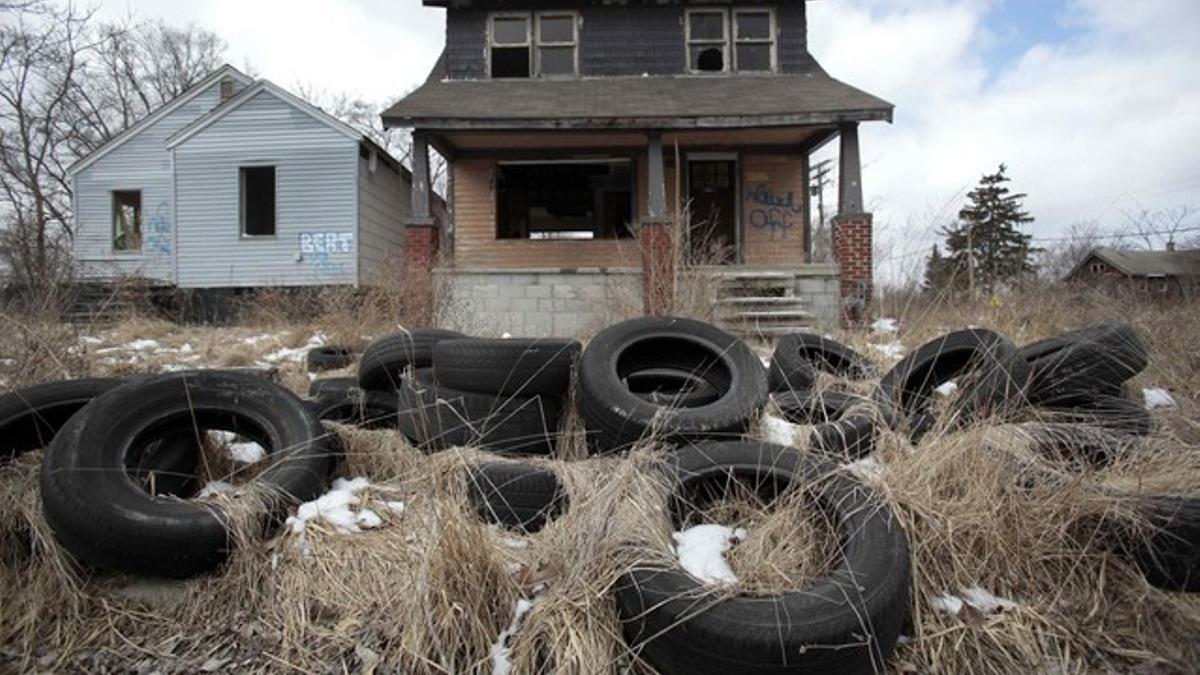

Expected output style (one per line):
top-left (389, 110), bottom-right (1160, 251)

top-left (716, 296), bottom-right (810, 307)
top-left (725, 324), bottom-right (816, 338)
top-left (723, 309), bottom-right (814, 321)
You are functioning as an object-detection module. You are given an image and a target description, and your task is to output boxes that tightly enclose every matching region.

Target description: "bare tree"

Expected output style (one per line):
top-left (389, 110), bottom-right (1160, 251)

top-left (1122, 205), bottom-right (1196, 250)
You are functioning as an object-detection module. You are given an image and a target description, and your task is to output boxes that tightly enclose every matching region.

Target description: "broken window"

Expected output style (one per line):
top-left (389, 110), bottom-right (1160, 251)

top-left (112, 190), bottom-right (142, 251)
top-left (240, 166), bottom-right (276, 236)
top-left (491, 15), bottom-right (531, 78)
top-left (734, 9), bottom-right (774, 72)
top-left (687, 10), bottom-right (727, 73)
top-left (496, 161), bottom-right (634, 240)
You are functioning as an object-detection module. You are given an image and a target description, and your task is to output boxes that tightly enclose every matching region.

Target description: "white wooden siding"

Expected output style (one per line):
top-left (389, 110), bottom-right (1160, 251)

top-left (72, 80), bottom-right (234, 282)
top-left (357, 153), bottom-right (409, 283)
top-left (173, 90), bottom-right (360, 288)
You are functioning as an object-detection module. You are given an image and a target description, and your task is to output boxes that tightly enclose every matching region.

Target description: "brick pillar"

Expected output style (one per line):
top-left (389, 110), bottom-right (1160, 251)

top-left (832, 213), bottom-right (873, 328)
top-left (639, 220), bottom-right (674, 316)
top-left (404, 221), bottom-right (439, 325)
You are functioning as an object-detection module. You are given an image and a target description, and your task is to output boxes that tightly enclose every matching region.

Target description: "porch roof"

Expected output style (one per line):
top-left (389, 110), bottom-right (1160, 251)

top-left (382, 54), bottom-right (893, 131)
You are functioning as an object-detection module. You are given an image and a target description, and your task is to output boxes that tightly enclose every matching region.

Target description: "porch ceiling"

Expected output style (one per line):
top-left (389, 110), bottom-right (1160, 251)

top-left (437, 126), bottom-right (832, 156)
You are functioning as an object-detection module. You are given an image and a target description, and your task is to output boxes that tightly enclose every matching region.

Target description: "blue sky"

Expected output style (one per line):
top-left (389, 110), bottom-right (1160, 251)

top-left (983, 1), bottom-right (1081, 72)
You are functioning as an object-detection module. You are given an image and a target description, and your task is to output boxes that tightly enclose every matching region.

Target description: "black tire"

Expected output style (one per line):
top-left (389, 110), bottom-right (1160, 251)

top-left (403, 369), bottom-right (563, 455)
top-left (357, 328), bottom-right (465, 391)
top-left (433, 338), bottom-right (580, 397)
top-left (40, 371), bottom-right (334, 577)
top-left (578, 317), bottom-right (768, 453)
top-left (305, 389), bottom-right (404, 430)
top-left (625, 368), bottom-right (723, 408)
top-left (616, 441), bottom-right (911, 674)
top-left (465, 462), bottom-right (567, 533)
top-left (1019, 323), bottom-right (1147, 406)
top-left (877, 328), bottom-right (1030, 434)
top-left (1017, 422), bottom-right (1130, 469)
top-left (769, 333), bottom-right (875, 392)
top-left (774, 390), bottom-right (881, 460)
top-left (0, 378), bottom-right (122, 459)
top-left (1127, 496), bottom-right (1200, 592)
top-left (308, 376), bottom-right (358, 398)
top-left (1034, 394), bottom-right (1152, 436)
top-left (305, 346), bottom-right (355, 373)
top-left (126, 430), bottom-right (202, 498)
top-left (773, 390), bottom-right (867, 425)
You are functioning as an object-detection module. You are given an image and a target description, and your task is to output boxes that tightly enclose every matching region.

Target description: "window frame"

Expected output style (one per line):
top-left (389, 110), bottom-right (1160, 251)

top-left (534, 11), bottom-right (579, 78)
top-left (239, 164), bottom-right (278, 238)
top-left (111, 189), bottom-right (143, 253)
top-left (686, 7), bottom-right (778, 75)
top-left (732, 7), bottom-right (777, 73)
top-left (494, 157), bottom-right (637, 241)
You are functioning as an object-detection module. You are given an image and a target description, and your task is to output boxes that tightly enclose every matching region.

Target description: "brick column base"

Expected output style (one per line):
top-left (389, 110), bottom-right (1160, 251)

top-left (404, 221), bottom-right (440, 325)
top-left (639, 220), bottom-right (674, 316)
top-left (832, 213), bottom-right (873, 328)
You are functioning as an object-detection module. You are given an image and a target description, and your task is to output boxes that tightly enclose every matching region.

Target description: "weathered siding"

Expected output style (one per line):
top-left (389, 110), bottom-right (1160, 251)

top-left (740, 153), bottom-right (807, 265)
top-left (174, 90), bottom-right (360, 288)
top-left (72, 78), bottom-right (244, 282)
top-left (357, 152), bottom-right (410, 283)
top-left (444, 2), bottom-right (809, 80)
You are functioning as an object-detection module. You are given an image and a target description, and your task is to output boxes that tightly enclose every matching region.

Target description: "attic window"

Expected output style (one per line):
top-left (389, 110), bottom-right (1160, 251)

top-left (537, 13), bottom-right (578, 76)
top-left (734, 9), bottom-right (775, 72)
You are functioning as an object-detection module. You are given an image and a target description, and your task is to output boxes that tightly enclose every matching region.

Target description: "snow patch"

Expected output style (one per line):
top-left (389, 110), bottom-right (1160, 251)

top-left (264, 333), bottom-right (328, 364)
top-left (198, 481), bottom-right (235, 498)
top-left (871, 318), bottom-right (900, 334)
top-left (490, 598), bottom-right (534, 675)
top-left (125, 339), bottom-right (161, 351)
top-left (284, 477), bottom-right (393, 554)
top-left (228, 441), bottom-right (267, 464)
top-left (872, 341), bottom-right (906, 360)
top-left (79, 335), bottom-right (105, 345)
top-left (760, 413), bottom-right (801, 446)
top-left (845, 455), bottom-right (884, 481)
top-left (935, 381), bottom-right (959, 397)
top-left (933, 587), bottom-right (1018, 617)
top-left (674, 524), bottom-right (747, 585)
top-left (1143, 388), bottom-right (1176, 410)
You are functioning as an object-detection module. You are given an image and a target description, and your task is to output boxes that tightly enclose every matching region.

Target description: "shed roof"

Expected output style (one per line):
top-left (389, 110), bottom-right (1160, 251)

top-left (382, 54), bottom-right (893, 130)
top-left (1070, 248), bottom-right (1200, 279)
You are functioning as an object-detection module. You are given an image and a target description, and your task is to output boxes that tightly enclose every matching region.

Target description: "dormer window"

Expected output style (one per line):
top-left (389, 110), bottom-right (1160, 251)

top-left (490, 12), bottom-right (579, 79)
top-left (687, 8), bottom-right (777, 74)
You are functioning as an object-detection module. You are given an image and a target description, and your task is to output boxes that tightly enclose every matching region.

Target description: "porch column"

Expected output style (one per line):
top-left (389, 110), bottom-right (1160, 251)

top-left (640, 131), bottom-right (674, 316)
top-left (832, 123), bottom-right (873, 328)
top-left (405, 130), bottom-right (439, 325)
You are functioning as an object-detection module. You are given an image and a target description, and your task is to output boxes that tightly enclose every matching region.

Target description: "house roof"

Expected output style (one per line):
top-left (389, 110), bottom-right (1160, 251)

top-left (67, 64), bottom-right (254, 177)
top-left (1069, 247), bottom-right (1200, 280)
top-left (382, 55), bottom-right (893, 131)
top-left (422, 0), bottom-right (819, 5)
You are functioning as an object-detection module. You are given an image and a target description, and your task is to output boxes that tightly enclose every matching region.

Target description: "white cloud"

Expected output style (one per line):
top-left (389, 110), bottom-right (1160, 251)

top-left (809, 0), bottom-right (1200, 284)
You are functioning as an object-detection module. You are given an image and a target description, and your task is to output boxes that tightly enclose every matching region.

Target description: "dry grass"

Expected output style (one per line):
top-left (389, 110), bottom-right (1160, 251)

top-left (0, 289), bottom-right (1198, 673)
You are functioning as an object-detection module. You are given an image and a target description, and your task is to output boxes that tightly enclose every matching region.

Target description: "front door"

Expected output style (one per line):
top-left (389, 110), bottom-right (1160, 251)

top-left (687, 160), bottom-right (738, 263)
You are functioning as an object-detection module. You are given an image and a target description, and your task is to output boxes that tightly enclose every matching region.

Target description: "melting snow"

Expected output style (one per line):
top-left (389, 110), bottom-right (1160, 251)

top-left (674, 524), bottom-right (747, 585)
top-left (872, 341), bottom-right (906, 360)
top-left (935, 381), bottom-right (959, 397)
top-left (79, 335), bottom-right (105, 345)
top-left (284, 477), bottom-right (391, 554)
top-left (125, 339), bottom-right (161, 351)
top-left (1143, 388), bottom-right (1176, 410)
top-left (263, 333), bottom-right (327, 364)
top-left (198, 481), bottom-right (235, 498)
top-left (491, 598), bottom-right (534, 675)
top-left (845, 455), bottom-right (883, 481)
top-left (760, 413), bottom-right (801, 446)
top-left (933, 587), bottom-right (1018, 617)
top-left (228, 441), bottom-right (267, 464)
top-left (871, 318), bottom-right (900, 334)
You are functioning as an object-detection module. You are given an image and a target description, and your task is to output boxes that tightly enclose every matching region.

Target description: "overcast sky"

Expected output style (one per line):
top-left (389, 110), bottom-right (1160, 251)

top-left (95, 0), bottom-right (1200, 281)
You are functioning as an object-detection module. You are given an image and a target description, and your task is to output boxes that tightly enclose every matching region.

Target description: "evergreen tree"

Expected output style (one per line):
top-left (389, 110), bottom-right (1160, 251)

top-left (936, 164), bottom-right (1037, 296)
top-left (922, 244), bottom-right (959, 293)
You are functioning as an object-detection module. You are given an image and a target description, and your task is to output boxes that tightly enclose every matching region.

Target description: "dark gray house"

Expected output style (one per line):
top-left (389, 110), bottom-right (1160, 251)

top-left (384, 0), bottom-right (893, 335)
top-left (1066, 246), bottom-right (1200, 299)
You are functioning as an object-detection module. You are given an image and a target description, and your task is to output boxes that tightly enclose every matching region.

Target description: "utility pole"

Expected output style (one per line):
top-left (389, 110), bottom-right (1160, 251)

top-left (809, 160), bottom-right (833, 261)
top-left (967, 223), bottom-right (976, 301)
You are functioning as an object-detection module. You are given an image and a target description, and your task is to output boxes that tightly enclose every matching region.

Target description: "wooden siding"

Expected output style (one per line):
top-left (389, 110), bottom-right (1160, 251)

top-left (740, 153), bottom-right (807, 265)
top-left (357, 151), bottom-right (410, 283)
top-left (72, 78), bottom-right (245, 283)
top-left (173, 90), bottom-right (360, 288)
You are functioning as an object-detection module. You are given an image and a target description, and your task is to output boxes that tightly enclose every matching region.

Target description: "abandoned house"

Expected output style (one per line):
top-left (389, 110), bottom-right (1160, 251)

top-left (384, 0), bottom-right (893, 336)
top-left (1065, 246), bottom-right (1200, 300)
top-left (69, 65), bottom-right (420, 295)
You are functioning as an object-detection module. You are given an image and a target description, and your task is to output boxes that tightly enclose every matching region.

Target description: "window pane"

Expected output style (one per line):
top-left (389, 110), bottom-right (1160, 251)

top-left (736, 44), bottom-right (771, 71)
top-left (241, 166), bottom-right (276, 236)
top-left (492, 17), bottom-right (528, 45)
top-left (539, 46), bottom-right (575, 75)
top-left (690, 45), bottom-right (725, 72)
top-left (491, 46), bottom-right (530, 78)
top-left (689, 12), bottom-right (725, 41)
top-left (737, 12), bottom-right (771, 40)
top-left (112, 191), bottom-right (142, 251)
top-left (539, 15), bottom-right (574, 43)
top-left (497, 162), bottom-right (633, 240)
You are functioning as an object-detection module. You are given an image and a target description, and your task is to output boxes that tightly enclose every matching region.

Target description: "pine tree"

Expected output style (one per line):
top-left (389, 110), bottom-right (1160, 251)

top-left (937, 164), bottom-right (1037, 296)
top-left (922, 244), bottom-right (959, 294)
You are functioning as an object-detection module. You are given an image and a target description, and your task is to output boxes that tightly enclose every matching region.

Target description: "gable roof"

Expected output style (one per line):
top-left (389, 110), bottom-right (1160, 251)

top-left (382, 53), bottom-right (893, 131)
top-left (166, 79), bottom-right (363, 149)
top-left (1069, 247), bottom-right (1200, 280)
top-left (67, 64), bottom-right (253, 177)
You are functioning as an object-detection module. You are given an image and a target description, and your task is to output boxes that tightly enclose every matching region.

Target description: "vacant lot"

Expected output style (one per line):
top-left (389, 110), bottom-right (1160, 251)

top-left (1, 286), bottom-right (1198, 674)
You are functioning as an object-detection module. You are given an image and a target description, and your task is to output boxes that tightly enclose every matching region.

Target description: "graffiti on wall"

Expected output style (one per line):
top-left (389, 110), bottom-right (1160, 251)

top-left (746, 185), bottom-right (802, 233)
top-left (300, 231), bottom-right (353, 278)
top-left (143, 201), bottom-right (172, 255)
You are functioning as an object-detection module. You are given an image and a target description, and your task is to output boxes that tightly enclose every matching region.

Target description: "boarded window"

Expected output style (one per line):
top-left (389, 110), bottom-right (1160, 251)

top-left (496, 161), bottom-right (634, 240)
top-left (240, 166), bottom-right (276, 236)
top-left (491, 15), bottom-right (531, 78)
top-left (112, 190), bottom-right (142, 251)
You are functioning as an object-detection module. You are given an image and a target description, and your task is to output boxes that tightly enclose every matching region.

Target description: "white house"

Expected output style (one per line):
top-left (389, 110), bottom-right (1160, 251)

top-left (68, 65), bottom-right (413, 289)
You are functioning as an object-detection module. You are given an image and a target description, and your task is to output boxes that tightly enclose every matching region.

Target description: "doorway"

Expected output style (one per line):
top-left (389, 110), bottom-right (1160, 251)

top-left (687, 159), bottom-right (738, 263)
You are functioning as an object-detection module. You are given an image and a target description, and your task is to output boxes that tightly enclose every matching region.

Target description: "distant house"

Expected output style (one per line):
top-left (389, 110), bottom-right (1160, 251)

top-left (68, 65), bottom-right (417, 291)
top-left (1065, 246), bottom-right (1200, 299)
top-left (383, 0), bottom-right (893, 335)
